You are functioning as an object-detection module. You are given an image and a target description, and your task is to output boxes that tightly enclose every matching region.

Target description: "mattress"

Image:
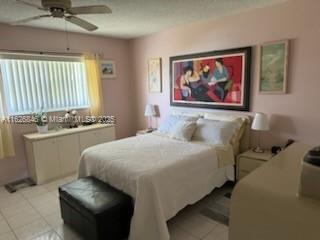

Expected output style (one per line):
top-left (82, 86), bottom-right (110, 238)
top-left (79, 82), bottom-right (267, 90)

top-left (78, 133), bottom-right (234, 240)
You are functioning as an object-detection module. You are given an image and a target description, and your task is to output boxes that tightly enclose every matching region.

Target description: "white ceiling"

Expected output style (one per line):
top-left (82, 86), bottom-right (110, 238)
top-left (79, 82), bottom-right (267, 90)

top-left (0, 0), bottom-right (286, 39)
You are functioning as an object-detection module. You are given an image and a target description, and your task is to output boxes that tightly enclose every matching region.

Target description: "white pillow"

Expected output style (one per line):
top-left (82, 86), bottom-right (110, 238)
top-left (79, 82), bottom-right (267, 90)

top-left (193, 118), bottom-right (239, 144)
top-left (204, 113), bottom-right (248, 154)
top-left (170, 120), bottom-right (197, 141)
top-left (157, 115), bottom-right (178, 134)
top-left (157, 115), bottom-right (198, 135)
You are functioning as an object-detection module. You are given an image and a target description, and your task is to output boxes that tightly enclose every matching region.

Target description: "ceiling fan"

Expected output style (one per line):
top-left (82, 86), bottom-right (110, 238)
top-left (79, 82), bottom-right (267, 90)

top-left (12, 0), bottom-right (112, 31)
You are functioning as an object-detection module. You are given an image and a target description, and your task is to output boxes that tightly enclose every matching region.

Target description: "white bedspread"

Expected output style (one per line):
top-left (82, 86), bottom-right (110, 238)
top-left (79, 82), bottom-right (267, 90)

top-left (78, 134), bottom-right (234, 240)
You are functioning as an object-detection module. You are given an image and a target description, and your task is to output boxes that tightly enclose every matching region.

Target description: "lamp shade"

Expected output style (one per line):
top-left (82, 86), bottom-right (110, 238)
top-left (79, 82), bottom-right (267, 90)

top-left (144, 104), bottom-right (156, 117)
top-left (251, 112), bottom-right (269, 131)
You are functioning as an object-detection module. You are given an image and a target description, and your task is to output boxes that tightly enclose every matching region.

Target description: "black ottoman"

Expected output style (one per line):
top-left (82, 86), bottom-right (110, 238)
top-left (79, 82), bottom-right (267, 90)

top-left (59, 176), bottom-right (133, 240)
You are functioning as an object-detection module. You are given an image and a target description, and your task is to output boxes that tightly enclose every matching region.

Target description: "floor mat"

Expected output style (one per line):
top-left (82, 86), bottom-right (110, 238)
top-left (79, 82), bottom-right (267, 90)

top-left (200, 184), bottom-right (233, 225)
top-left (4, 178), bottom-right (35, 193)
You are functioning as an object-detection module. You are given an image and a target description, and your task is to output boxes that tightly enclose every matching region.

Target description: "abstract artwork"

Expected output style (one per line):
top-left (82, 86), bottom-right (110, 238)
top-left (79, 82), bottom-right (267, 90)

top-left (170, 47), bottom-right (251, 111)
top-left (259, 40), bottom-right (289, 94)
top-left (148, 58), bottom-right (162, 93)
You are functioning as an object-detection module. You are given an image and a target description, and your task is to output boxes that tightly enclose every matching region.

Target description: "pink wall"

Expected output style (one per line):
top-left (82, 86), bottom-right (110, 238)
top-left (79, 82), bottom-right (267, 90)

top-left (0, 24), bottom-right (135, 185)
top-left (130, 0), bottom-right (320, 148)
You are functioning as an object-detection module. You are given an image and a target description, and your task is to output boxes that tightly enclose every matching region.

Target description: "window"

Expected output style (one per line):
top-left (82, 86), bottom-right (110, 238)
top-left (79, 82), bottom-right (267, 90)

top-left (0, 54), bottom-right (90, 115)
top-left (0, 75), bottom-right (5, 119)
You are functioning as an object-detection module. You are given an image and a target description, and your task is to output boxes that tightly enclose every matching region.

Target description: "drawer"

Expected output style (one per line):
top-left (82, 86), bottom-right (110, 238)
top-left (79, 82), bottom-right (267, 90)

top-left (238, 157), bottom-right (265, 172)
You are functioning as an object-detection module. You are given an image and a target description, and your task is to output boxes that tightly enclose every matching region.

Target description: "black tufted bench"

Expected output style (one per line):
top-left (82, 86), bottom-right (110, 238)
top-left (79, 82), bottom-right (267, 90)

top-left (59, 176), bottom-right (133, 240)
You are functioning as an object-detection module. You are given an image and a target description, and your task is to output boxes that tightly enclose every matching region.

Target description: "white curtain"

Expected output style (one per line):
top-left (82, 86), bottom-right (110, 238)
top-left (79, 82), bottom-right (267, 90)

top-left (0, 70), bottom-right (15, 159)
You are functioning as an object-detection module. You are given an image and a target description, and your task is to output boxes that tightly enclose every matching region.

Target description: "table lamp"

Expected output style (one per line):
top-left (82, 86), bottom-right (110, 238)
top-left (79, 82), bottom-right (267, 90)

top-left (144, 104), bottom-right (156, 131)
top-left (251, 112), bottom-right (270, 153)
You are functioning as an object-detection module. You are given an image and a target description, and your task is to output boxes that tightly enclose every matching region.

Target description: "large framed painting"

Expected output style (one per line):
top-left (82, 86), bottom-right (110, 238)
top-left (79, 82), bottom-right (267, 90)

top-left (170, 47), bottom-right (251, 111)
top-left (259, 40), bottom-right (289, 94)
top-left (148, 58), bottom-right (162, 93)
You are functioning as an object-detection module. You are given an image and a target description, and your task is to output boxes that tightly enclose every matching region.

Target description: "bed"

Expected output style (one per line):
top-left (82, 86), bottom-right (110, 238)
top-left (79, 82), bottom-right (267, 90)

top-left (78, 111), bottom-right (251, 240)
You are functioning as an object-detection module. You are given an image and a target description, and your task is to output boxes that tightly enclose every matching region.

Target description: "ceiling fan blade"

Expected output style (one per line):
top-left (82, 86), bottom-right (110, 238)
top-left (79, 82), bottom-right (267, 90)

top-left (65, 16), bottom-right (98, 31)
top-left (11, 14), bottom-right (51, 25)
top-left (16, 0), bottom-right (45, 11)
top-left (67, 5), bottom-right (112, 15)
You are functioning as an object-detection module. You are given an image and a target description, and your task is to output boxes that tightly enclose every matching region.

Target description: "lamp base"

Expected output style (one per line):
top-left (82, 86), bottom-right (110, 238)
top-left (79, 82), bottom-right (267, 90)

top-left (253, 146), bottom-right (264, 153)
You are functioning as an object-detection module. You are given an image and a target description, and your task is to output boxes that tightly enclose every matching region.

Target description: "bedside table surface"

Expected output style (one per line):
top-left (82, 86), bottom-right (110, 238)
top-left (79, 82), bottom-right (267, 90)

top-left (238, 149), bottom-right (273, 161)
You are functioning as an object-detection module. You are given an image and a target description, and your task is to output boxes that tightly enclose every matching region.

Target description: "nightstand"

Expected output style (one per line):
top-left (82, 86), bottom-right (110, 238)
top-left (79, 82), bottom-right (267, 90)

top-left (136, 129), bottom-right (155, 136)
top-left (237, 149), bottom-right (273, 180)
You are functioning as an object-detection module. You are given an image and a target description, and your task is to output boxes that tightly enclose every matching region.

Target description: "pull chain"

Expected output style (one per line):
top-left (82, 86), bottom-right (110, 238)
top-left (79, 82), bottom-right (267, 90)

top-left (64, 19), bottom-right (70, 51)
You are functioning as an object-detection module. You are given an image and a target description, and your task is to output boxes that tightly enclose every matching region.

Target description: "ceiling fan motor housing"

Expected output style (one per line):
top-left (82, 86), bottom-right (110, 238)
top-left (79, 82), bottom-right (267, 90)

top-left (41, 0), bottom-right (71, 10)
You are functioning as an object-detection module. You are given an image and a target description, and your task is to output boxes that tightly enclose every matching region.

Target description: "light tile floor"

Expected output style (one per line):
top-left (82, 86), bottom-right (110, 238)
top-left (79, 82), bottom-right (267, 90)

top-left (0, 175), bottom-right (229, 240)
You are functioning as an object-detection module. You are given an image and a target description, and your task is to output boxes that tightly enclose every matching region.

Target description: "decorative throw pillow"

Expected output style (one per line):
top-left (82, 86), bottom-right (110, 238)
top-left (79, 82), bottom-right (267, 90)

top-left (203, 113), bottom-right (248, 153)
top-left (157, 115), bottom-right (198, 135)
top-left (193, 118), bottom-right (238, 144)
top-left (170, 120), bottom-right (197, 141)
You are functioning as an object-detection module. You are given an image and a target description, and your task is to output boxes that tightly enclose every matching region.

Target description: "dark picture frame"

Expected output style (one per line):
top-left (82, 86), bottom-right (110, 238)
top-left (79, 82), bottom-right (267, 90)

top-left (170, 47), bottom-right (251, 111)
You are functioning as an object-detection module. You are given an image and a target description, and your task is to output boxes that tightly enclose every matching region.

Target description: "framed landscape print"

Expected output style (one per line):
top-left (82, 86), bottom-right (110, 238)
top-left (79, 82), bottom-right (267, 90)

top-left (170, 47), bottom-right (251, 111)
top-left (148, 58), bottom-right (162, 93)
top-left (259, 40), bottom-right (289, 94)
top-left (100, 60), bottom-right (116, 79)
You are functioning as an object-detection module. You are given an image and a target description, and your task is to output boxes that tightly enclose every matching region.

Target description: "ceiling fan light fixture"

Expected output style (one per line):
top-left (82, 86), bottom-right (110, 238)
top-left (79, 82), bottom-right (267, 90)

top-left (50, 7), bottom-right (65, 18)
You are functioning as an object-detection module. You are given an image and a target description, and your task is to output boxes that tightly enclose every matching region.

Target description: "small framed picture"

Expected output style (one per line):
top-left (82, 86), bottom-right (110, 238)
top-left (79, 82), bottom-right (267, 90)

top-left (148, 58), bottom-right (162, 93)
top-left (259, 40), bottom-right (289, 94)
top-left (100, 60), bottom-right (116, 79)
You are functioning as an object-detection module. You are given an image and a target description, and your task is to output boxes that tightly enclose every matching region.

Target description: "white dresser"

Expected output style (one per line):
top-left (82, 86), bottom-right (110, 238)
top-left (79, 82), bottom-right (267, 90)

top-left (24, 124), bottom-right (115, 184)
top-left (230, 143), bottom-right (320, 240)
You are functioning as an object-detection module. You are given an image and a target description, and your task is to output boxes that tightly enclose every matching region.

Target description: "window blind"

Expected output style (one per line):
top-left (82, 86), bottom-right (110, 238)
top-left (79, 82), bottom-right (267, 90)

top-left (0, 57), bottom-right (90, 115)
top-left (0, 76), bottom-right (5, 119)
